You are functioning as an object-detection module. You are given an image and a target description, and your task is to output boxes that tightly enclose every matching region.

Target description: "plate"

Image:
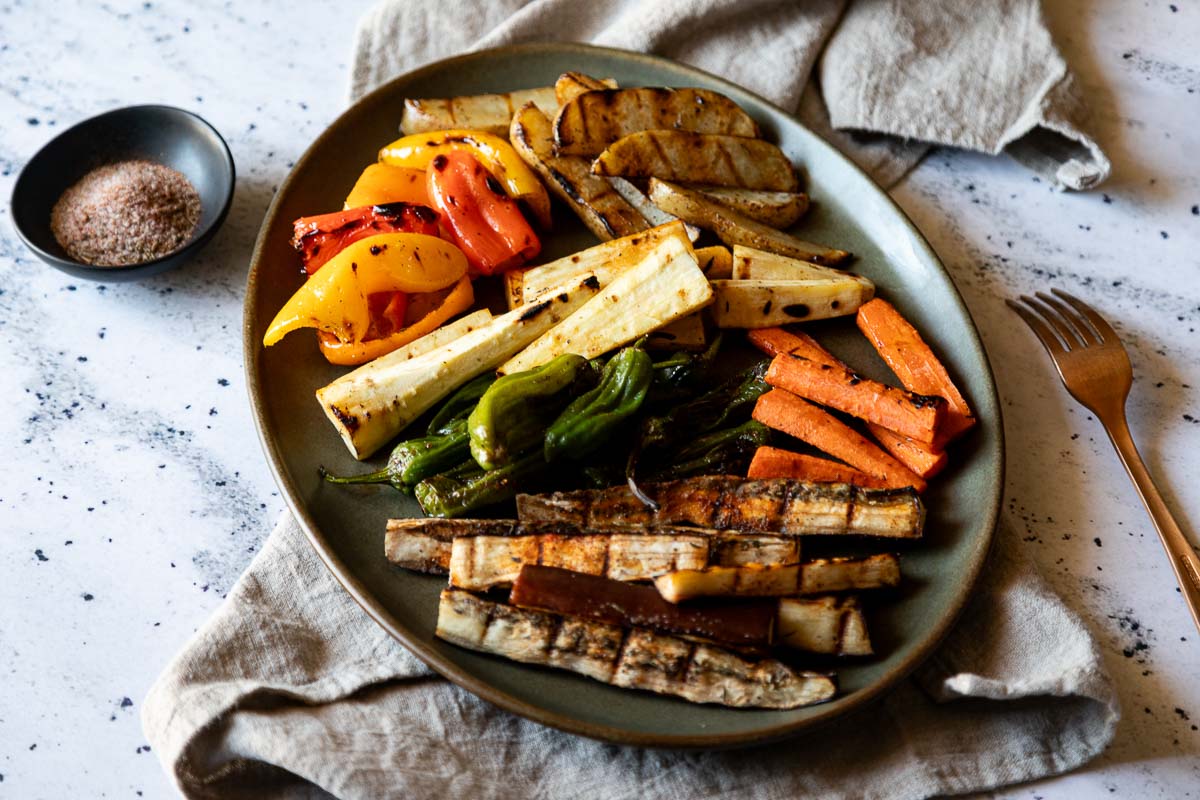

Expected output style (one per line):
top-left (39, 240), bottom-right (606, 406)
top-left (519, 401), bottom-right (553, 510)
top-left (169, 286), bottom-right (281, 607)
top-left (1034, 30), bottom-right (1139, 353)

top-left (244, 43), bottom-right (1003, 748)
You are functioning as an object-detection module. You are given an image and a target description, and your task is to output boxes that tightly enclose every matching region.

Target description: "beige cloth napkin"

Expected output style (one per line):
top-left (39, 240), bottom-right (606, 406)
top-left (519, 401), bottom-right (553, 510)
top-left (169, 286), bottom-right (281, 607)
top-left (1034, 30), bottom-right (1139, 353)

top-left (143, 2), bottom-right (1120, 797)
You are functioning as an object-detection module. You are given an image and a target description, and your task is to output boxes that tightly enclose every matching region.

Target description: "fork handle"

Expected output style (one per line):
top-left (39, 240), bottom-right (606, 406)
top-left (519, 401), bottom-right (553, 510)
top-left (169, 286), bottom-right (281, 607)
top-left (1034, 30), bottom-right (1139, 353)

top-left (1106, 415), bottom-right (1200, 635)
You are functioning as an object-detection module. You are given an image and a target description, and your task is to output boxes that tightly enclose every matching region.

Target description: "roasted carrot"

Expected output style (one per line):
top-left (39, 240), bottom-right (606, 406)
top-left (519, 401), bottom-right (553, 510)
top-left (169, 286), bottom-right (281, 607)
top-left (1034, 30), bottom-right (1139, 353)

top-left (856, 298), bottom-right (975, 441)
top-left (747, 446), bottom-right (890, 488)
top-left (766, 353), bottom-right (946, 444)
top-left (866, 423), bottom-right (948, 479)
top-left (752, 389), bottom-right (926, 491)
top-left (747, 327), bottom-right (841, 367)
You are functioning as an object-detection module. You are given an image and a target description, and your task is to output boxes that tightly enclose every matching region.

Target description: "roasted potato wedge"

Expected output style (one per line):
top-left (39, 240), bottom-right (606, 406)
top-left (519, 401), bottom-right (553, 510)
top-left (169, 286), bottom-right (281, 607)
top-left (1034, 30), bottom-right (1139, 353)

top-left (555, 88), bottom-right (760, 156)
top-left (554, 72), bottom-right (618, 107)
top-left (648, 179), bottom-right (850, 266)
top-left (509, 103), bottom-right (649, 241)
top-left (592, 131), bottom-right (799, 192)
top-left (684, 186), bottom-right (809, 228)
top-left (709, 278), bottom-right (874, 329)
top-left (400, 87), bottom-right (558, 135)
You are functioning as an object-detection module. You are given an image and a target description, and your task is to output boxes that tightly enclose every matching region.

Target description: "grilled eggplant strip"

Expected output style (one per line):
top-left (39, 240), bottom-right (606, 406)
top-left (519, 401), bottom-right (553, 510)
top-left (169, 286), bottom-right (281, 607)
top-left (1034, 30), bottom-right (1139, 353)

top-left (517, 477), bottom-right (925, 539)
top-left (653, 554), bottom-right (901, 602)
top-left (385, 518), bottom-right (800, 583)
top-left (777, 596), bottom-right (873, 656)
top-left (436, 589), bottom-right (836, 708)
top-left (510, 103), bottom-right (650, 241)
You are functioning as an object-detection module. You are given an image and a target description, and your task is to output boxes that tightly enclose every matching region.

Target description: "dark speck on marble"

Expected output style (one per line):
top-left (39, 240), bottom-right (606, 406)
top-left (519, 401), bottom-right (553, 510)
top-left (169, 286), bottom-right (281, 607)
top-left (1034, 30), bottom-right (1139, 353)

top-left (81, 592), bottom-right (94, 601)
top-left (217, 378), bottom-right (230, 386)
top-left (34, 549), bottom-right (48, 562)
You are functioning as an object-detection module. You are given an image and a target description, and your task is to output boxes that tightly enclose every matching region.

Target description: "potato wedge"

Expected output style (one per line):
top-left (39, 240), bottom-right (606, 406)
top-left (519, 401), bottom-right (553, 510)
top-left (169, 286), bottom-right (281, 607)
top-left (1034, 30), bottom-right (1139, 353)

top-left (593, 132), bottom-right (798, 192)
top-left (606, 177), bottom-right (700, 241)
top-left (648, 179), bottom-right (850, 266)
top-left (510, 103), bottom-right (648, 241)
top-left (732, 245), bottom-right (873, 292)
top-left (555, 88), bottom-right (760, 156)
top-left (695, 245), bottom-right (733, 278)
top-left (499, 234), bottom-right (713, 374)
top-left (684, 186), bottom-right (809, 228)
top-left (709, 278), bottom-right (873, 329)
top-left (318, 277), bottom-right (599, 458)
top-left (554, 72), bottom-right (618, 107)
top-left (400, 87), bottom-right (558, 135)
top-left (518, 221), bottom-right (692, 304)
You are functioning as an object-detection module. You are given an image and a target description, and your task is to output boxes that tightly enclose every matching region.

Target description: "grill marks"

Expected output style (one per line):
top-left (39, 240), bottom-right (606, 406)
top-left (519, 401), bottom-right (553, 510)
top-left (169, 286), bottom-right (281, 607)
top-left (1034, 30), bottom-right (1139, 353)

top-left (592, 132), bottom-right (800, 192)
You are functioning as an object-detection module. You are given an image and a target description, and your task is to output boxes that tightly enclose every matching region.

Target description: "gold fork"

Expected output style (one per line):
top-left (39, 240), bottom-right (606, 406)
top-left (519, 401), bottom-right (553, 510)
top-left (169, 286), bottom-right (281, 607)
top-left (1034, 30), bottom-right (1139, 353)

top-left (1008, 289), bottom-right (1200, 635)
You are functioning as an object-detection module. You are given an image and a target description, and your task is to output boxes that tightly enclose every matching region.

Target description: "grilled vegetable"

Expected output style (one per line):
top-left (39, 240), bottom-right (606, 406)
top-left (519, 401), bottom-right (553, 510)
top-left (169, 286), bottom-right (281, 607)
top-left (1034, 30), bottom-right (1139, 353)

top-left (317, 274), bottom-right (599, 459)
top-left (730, 245), bottom-right (867, 283)
top-left (510, 565), bottom-right (777, 649)
top-left (343, 164), bottom-right (429, 210)
top-left (695, 245), bottom-right (734, 278)
top-left (436, 589), bottom-right (837, 708)
top-left (516, 476), bottom-right (926, 539)
top-left (379, 129), bottom-right (552, 229)
top-left (777, 596), bottom-right (873, 656)
top-left (747, 326), bottom-right (840, 363)
top-left (867, 423), bottom-right (949, 479)
top-left (554, 89), bottom-right (760, 156)
top-left (291, 202), bottom-right (440, 276)
top-left (752, 389), bottom-right (926, 491)
top-left (426, 150), bottom-right (541, 275)
top-left (544, 346), bottom-right (653, 462)
top-left (509, 103), bottom-right (649, 241)
top-left (384, 518), bottom-right (799, 579)
top-left (553, 72), bottom-right (619, 107)
top-left (605, 177), bottom-right (700, 241)
top-left (426, 372), bottom-right (495, 434)
top-left (323, 418), bottom-right (469, 491)
top-left (647, 420), bottom-right (770, 482)
top-left (685, 186), bottom-right (809, 228)
top-left (498, 233), bottom-right (713, 375)
top-left (709, 279), bottom-right (874, 329)
top-left (643, 312), bottom-right (707, 351)
top-left (593, 132), bottom-right (799, 191)
top-left (648, 180), bottom-right (850, 266)
top-left (653, 554), bottom-right (901, 602)
top-left (468, 354), bottom-right (589, 470)
top-left (747, 446), bottom-right (890, 488)
top-left (399, 87), bottom-right (560, 135)
top-left (414, 452), bottom-right (547, 518)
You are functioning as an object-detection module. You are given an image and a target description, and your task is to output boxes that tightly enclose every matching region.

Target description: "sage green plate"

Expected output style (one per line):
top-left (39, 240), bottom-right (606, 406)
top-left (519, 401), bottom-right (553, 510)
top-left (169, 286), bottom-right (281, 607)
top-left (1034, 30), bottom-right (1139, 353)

top-left (244, 43), bottom-right (1003, 748)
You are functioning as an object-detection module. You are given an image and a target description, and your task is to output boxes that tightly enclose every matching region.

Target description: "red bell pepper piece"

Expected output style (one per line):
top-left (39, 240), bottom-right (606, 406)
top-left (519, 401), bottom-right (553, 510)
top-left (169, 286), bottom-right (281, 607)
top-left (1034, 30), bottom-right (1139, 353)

top-left (426, 150), bottom-right (540, 276)
top-left (291, 202), bottom-right (440, 276)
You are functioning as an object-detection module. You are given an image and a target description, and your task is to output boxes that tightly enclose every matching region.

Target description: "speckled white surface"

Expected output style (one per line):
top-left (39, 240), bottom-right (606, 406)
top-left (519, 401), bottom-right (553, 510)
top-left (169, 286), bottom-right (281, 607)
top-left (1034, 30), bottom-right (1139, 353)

top-left (0, 0), bottom-right (1197, 797)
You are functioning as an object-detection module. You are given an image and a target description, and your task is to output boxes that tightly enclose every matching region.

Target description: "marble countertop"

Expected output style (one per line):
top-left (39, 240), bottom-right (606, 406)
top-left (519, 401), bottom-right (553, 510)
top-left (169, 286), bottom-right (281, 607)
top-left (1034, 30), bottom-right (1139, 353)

top-left (1, 0), bottom-right (1197, 797)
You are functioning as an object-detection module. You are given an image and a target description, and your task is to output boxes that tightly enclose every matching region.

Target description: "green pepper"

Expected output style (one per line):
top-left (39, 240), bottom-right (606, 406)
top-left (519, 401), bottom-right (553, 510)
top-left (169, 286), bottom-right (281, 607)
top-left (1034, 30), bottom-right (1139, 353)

top-left (544, 346), bottom-right (653, 463)
top-left (323, 417), bottom-right (470, 490)
top-left (426, 373), bottom-right (495, 434)
top-left (468, 354), bottom-right (589, 471)
top-left (647, 333), bottom-right (723, 405)
top-left (414, 452), bottom-right (547, 517)
top-left (647, 420), bottom-right (770, 482)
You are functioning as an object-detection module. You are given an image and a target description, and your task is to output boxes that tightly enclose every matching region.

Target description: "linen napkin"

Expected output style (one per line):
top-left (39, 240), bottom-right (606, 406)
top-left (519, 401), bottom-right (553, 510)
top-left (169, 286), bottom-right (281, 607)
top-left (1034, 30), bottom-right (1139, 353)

top-left (144, 1), bottom-right (1120, 797)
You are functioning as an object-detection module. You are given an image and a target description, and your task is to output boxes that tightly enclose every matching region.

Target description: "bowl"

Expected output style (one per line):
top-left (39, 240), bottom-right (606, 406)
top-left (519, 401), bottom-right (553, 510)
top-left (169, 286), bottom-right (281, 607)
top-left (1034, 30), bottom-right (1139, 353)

top-left (9, 104), bottom-right (235, 281)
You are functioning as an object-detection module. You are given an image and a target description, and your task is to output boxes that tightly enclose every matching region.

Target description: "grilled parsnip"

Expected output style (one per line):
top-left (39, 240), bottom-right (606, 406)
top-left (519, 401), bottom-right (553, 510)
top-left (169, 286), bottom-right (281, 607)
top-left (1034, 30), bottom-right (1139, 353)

top-left (517, 477), bottom-right (926, 539)
top-left (593, 132), bottom-right (799, 191)
top-left (510, 103), bottom-right (649, 241)
top-left (709, 278), bottom-right (874, 329)
top-left (555, 88), bottom-right (760, 156)
top-left (686, 186), bottom-right (810, 228)
top-left (777, 596), bottom-right (873, 656)
top-left (498, 233), bottom-right (713, 374)
top-left (644, 312), bottom-right (707, 351)
top-left (554, 72), bottom-right (618, 107)
top-left (385, 517), bottom-right (800, 579)
top-left (317, 275), bottom-right (599, 459)
top-left (653, 554), bottom-right (901, 602)
top-left (695, 245), bottom-right (733, 279)
top-left (436, 589), bottom-right (837, 708)
top-left (731, 245), bottom-right (869, 283)
top-left (649, 180), bottom-right (850, 266)
top-left (400, 87), bottom-right (558, 135)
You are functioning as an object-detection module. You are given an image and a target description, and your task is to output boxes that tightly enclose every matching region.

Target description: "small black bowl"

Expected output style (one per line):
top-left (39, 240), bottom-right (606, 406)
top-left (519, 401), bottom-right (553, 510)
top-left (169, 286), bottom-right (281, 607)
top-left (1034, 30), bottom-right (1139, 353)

top-left (10, 105), bottom-right (235, 281)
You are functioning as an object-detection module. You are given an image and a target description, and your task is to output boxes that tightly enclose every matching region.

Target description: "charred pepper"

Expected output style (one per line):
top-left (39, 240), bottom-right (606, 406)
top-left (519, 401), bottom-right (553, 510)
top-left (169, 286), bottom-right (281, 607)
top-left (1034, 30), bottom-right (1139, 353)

top-left (322, 417), bottom-right (470, 491)
top-left (543, 346), bottom-right (653, 463)
top-left (647, 420), bottom-right (771, 482)
top-left (414, 452), bottom-right (547, 517)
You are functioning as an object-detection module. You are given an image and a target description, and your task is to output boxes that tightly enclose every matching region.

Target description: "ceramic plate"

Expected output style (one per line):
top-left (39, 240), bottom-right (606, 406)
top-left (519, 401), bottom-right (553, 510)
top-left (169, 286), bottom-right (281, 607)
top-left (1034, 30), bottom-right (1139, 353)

top-left (244, 43), bottom-right (1003, 747)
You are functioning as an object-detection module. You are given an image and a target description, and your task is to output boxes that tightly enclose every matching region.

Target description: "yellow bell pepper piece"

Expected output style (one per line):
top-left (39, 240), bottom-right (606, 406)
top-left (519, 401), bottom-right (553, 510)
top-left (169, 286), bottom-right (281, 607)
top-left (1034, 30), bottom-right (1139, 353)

top-left (317, 275), bottom-right (475, 365)
top-left (343, 163), bottom-right (429, 209)
top-left (263, 233), bottom-right (467, 347)
top-left (378, 129), bottom-right (552, 229)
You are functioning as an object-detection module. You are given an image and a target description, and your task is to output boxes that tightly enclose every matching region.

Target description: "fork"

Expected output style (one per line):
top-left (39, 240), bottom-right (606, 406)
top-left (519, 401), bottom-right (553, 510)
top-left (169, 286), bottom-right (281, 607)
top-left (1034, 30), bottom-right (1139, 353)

top-left (1008, 289), bottom-right (1200, 635)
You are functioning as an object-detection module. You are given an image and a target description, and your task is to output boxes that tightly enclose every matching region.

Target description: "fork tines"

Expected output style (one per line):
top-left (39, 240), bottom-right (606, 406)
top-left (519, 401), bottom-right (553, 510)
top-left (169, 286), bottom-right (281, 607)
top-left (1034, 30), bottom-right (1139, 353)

top-left (1007, 289), bottom-right (1117, 353)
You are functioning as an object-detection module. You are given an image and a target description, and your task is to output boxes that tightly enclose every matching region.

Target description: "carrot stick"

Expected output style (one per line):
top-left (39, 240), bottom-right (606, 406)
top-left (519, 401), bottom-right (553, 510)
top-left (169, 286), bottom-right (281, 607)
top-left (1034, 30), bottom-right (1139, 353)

top-left (866, 423), bottom-right (948, 479)
top-left (747, 328), bottom-right (840, 367)
top-left (856, 298), bottom-right (975, 441)
top-left (752, 389), bottom-right (926, 491)
top-left (747, 446), bottom-right (890, 488)
top-left (766, 353), bottom-right (946, 444)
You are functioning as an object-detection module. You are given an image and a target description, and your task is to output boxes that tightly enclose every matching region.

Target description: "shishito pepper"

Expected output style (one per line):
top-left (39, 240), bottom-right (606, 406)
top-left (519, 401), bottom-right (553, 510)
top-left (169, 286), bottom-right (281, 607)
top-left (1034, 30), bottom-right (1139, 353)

top-left (379, 129), bottom-right (552, 229)
top-left (263, 232), bottom-right (467, 348)
top-left (322, 417), bottom-right (471, 491)
top-left (647, 420), bottom-right (771, 482)
top-left (544, 346), bottom-right (653, 463)
top-left (414, 452), bottom-right (547, 518)
top-left (426, 372), bottom-right (496, 435)
top-left (467, 354), bottom-right (589, 471)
